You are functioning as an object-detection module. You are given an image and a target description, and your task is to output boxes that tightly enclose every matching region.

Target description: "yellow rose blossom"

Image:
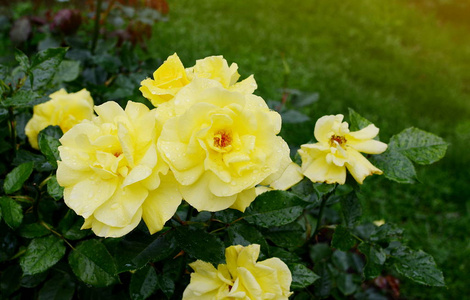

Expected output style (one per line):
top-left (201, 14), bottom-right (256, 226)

top-left (157, 79), bottom-right (294, 212)
top-left (139, 53), bottom-right (190, 107)
top-left (25, 88), bottom-right (94, 149)
top-left (140, 54), bottom-right (257, 107)
top-left (186, 55), bottom-right (257, 95)
top-left (298, 114), bottom-right (387, 184)
top-left (56, 101), bottom-right (181, 237)
top-left (183, 244), bottom-right (293, 300)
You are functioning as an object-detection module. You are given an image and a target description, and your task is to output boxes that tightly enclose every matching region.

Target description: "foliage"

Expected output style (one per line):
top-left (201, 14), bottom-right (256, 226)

top-left (0, 1), bottom-right (451, 299)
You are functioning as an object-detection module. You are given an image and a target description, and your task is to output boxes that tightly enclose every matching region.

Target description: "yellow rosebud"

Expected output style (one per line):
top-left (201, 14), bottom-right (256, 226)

top-left (183, 244), bottom-right (293, 300)
top-left (25, 88), bottom-right (94, 149)
top-left (157, 79), bottom-right (293, 212)
top-left (298, 114), bottom-right (388, 185)
top-left (57, 101), bottom-right (182, 237)
top-left (140, 53), bottom-right (190, 107)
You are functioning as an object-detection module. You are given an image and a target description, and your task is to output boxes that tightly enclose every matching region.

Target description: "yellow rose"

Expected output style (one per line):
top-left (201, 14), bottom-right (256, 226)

top-left (140, 53), bottom-right (190, 107)
top-left (57, 101), bottom-right (182, 237)
top-left (140, 54), bottom-right (257, 107)
top-left (183, 244), bottom-right (293, 300)
top-left (186, 55), bottom-right (257, 95)
top-left (157, 79), bottom-right (293, 212)
top-left (25, 88), bottom-right (94, 149)
top-left (298, 114), bottom-right (387, 184)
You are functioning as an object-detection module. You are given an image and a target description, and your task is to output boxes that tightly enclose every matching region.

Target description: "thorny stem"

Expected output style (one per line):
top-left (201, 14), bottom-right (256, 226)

top-left (91, 0), bottom-right (103, 54)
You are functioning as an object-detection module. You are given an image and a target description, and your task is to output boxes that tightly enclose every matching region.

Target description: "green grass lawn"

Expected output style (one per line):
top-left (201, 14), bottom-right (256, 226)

top-left (149, 0), bottom-right (470, 298)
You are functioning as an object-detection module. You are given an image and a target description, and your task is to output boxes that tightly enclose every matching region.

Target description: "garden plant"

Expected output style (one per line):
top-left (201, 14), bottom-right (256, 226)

top-left (0, 1), bottom-right (457, 299)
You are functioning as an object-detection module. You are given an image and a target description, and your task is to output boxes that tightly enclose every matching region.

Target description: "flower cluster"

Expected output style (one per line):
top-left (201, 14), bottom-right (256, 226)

top-left (183, 244), bottom-right (293, 299)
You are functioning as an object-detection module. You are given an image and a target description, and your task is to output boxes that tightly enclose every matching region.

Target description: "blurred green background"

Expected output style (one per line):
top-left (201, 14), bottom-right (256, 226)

top-left (148, 0), bottom-right (469, 298)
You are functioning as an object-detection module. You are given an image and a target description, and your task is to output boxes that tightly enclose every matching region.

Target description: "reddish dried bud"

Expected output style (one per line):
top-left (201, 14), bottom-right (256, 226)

top-left (50, 9), bottom-right (82, 35)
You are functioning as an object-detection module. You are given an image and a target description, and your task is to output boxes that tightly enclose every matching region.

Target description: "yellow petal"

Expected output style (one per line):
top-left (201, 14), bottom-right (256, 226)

top-left (299, 145), bottom-right (346, 184)
top-left (88, 208), bottom-right (142, 238)
top-left (141, 173), bottom-right (182, 234)
top-left (345, 148), bottom-right (383, 184)
top-left (229, 187), bottom-right (257, 212)
top-left (314, 114), bottom-right (344, 143)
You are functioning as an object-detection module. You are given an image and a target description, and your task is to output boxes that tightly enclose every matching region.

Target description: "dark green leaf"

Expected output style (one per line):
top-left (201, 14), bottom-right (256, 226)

top-left (337, 273), bottom-right (357, 295)
top-left (68, 239), bottom-right (119, 287)
top-left (292, 92), bottom-right (319, 108)
top-left (340, 192), bottom-right (361, 228)
top-left (58, 210), bottom-right (88, 240)
top-left (0, 196), bottom-right (23, 229)
top-left (313, 182), bottom-right (336, 200)
top-left (313, 262), bottom-right (332, 298)
top-left (18, 223), bottom-right (50, 238)
top-left (348, 108), bottom-right (373, 131)
top-left (213, 209), bottom-right (243, 223)
top-left (156, 274), bottom-right (175, 299)
top-left (38, 128), bottom-right (62, 168)
top-left (21, 271), bottom-right (48, 288)
top-left (390, 127), bottom-right (447, 165)
top-left (370, 223), bottom-right (404, 243)
top-left (370, 149), bottom-right (417, 183)
top-left (227, 222), bottom-right (269, 255)
top-left (309, 243), bottom-right (332, 262)
top-left (0, 224), bottom-right (18, 262)
top-left (47, 175), bottom-right (64, 201)
top-left (289, 263), bottom-right (320, 290)
top-left (54, 60), bottom-right (80, 83)
top-left (129, 265), bottom-right (158, 300)
top-left (244, 190), bottom-right (307, 228)
top-left (38, 273), bottom-right (75, 300)
top-left (269, 246), bottom-right (303, 264)
top-left (30, 48), bottom-right (67, 89)
top-left (15, 49), bottom-right (30, 72)
top-left (263, 222), bottom-right (305, 248)
top-left (115, 230), bottom-right (176, 273)
top-left (0, 264), bottom-right (22, 297)
top-left (358, 243), bottom-right (386, 279)
top-left (332, 225), bottom-right (357, 251)
top-left (175, 226), bottom-right (225, 264)
top-left (3, 162), bottom-right (34, 194)
top-left (391, 246), bottom-right (445, 286)
top-left (20, 235), bottom-right (66, 275)
top-left (281, 110), bottom-right (310, 123)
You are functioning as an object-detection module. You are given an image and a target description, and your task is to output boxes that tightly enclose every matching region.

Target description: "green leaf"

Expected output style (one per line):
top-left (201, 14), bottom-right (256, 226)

top-left (370, 149), bottom-right (417, 183)
top-left (21, 271), bottom-right (49, 288)
top-left (29, 48), bottom-right (67, 89)
top-left (18, 223), bottom-right (50, 238)
top-left (156, 274), bottom-right (175, 299)
top-left (391, 246), bottom-right (445, 287)
top-left (68, 239), bottom-right (119, 287)
top-left (0, 196), bottom-right (23, 229)
top-left (38, 127), bottom-right (62, 168)
top-left (332, 225), bottom-right (357, 251)
top-left (339, 192), bottom-right (361, 228)
top-left (390, 127), bottom-right (447, 165)
top-left (38, 273), bottom-right (75, 300)
top-left (227, 222), bottom-right (269, 255)
top-left (348, 108), bottom-right (373, 131)
top-left (309, 243), bottom-right (332, 262)
top-left (263, 222), bottom-right (305, 248)
top-left (15, 49), bottom-right (30, 72)
top-left (1, 90), bottom-right (43, 108)
top-left (114, 230), bottom-right (177, 273)
top-left (3, 162), bottom-right (34, 194)
top-left (337, 273), bottom-right (357, 296)
top-left (289, 263), bottom-right (320, 290)
top-left (358, 242), bottom-right (386, 279)
top-left (244, 190), bottom-right (307, 228)
top-left (175, 226), bottom-right (225, 264)
top-left (129, 265), bottom-right (158, 300)
top-left (370, 223), bottom-right (404, 243)
top-left (0, 225), bottom-right (18, 262)
top-left (54, 60), bottom-right (80, 82)
top-left (332, 250), bottom-right (350, 271)
top-left (20, 235), bottom-right (66, 275)
top-left (58, 210), bottom-right (88, 240)
top-left (313, 262), bottom-right (332, 298)
top-left (47, 175), bottom-right (64, 201)
top-left (0, 264), bottom-right (22, 297)
top-left (313, 182), bottom-right (336, 200)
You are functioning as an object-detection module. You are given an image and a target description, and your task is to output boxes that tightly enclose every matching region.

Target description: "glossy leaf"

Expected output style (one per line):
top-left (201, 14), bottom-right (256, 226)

top-left (348, 108), bottom-right (373, 131)
top-left (370, 149), bottom-right (417, 183)
top-left (58, 210), bottom-right (88, 240)
top-left (289, 263), bottom-right (320, 290)
top-left (0, 196), bottom-right (23, 229)
top-left (47, 175), bottom-right (64, 201)
top-left (390, 127), bottom-right (447, 165)
top-left (339, 192), bottom-right (361, 228)
top-left (332, 225), bottom-right (357, 251)
top-left (263, 222), bottom-right (305, 248)
top-left (18, 223), bottom-right (50, 239)
top-left (244, 190), bottom-right (307, 228)
top-left (29, 48), bottom-right (67, 89)
top-left (38, 274), bottom-right (75, 300)
top-left (68, 239), bottom-right (119, 287)
top-left (38, 127), bottom-right (62, 168)
top-left (54, 60), bottom-right (80, 82)
top-left (129, 265), bottom-right (158, 300)
top-left (3, 162), bottom-right (34, 194)
top-left (20, 235), bottom-right (66, 275)
top-left (227, 222), bottom-right (269, 255)
top-left (391, 246), bottom-right (445, 287)
top-left (358, 243), bottom-right (386, 279)
top-left (337, 273), bottom-right (357, 295)
top-left (175, 226), bottom-right (225, 264)
top-left (156, 274), bottom-right (175, 299)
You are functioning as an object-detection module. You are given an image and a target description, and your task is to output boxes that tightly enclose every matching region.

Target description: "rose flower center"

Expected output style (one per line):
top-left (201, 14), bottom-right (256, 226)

top-left (330, 134), bottom-right (347, 147)
top-left (213, 130), bottom-right (232, 148)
